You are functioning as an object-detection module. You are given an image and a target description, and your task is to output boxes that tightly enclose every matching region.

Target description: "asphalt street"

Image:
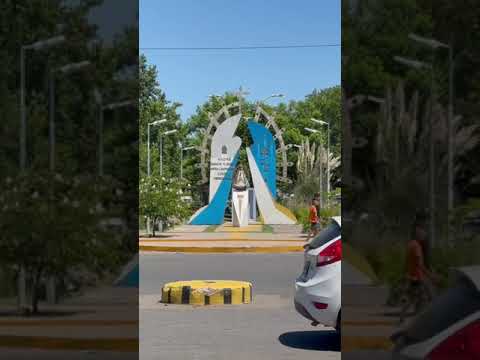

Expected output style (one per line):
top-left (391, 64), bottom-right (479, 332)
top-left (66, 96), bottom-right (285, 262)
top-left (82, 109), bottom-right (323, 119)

top-left (140, 253), bottom-right (341, 360)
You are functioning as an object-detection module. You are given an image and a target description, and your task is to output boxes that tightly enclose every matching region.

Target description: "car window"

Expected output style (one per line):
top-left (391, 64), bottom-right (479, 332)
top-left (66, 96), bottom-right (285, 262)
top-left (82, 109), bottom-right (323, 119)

top-left (308, 220), bottom-right (341, 249)
top-left (405, 279), bottom-right (480, 343)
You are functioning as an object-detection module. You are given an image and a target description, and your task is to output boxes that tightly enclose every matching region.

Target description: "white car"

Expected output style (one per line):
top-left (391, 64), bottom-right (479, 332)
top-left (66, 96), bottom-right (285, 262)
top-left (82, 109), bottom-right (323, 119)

top-left (294, 217), bottom-right (341, 332)
top-left (391, 266), bottom-right (480, 359)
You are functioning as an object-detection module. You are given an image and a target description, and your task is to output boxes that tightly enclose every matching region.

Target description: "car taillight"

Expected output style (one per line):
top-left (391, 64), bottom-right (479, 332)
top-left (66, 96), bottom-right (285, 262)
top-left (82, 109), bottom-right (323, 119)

top-left (428, 319), bottom-right (480, 360)
top-left (317, 239), bottom-right (341, 267)
top-left (313, 302), bottom-right (328, 310)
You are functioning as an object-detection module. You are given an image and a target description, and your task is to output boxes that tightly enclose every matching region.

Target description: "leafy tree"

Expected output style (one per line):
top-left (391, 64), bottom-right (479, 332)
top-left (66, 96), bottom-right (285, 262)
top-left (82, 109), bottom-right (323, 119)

top-left (139, 54), bottom-right (184, 180)
top-left (139, 176), bottom-right (192, 236)
top-left (0, 0), bottom-right (139, 312)
top-left (0, 172), bottom-right (125, 314)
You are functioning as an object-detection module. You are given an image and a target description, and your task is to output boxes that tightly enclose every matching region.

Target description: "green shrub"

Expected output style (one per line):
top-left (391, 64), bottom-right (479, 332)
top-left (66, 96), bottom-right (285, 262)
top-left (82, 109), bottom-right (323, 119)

top-left (365, 243), bottom-right (406, 286)
top-left (294, 204), bottom-right (341, 233)
top-left (319, 205), bottom-right (341, 228)
top-left (294, 207), bottom-right (310, 232)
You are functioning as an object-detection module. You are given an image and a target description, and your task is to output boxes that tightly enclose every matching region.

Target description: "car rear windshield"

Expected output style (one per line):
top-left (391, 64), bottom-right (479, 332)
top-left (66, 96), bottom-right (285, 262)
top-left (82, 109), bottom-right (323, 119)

top-left (308, 220), bottom-right (341, 249)
top-left (405, 279), bottom-right (480, 343)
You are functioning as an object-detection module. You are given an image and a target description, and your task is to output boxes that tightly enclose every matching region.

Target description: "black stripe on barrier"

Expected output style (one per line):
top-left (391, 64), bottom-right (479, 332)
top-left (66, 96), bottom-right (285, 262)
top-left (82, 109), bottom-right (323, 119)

top-left (224, 289), bottom-right (232, 304)
top-left (168, 289), bottom-right (171, 303)
top-left (181, 286), bottom-right (191, 304)
top-left (242, 287), bottom-right (245, 303)
top-left (205, 295), bottom-right (210, 305)
top-left (250, 285), bottom-right (253, 303)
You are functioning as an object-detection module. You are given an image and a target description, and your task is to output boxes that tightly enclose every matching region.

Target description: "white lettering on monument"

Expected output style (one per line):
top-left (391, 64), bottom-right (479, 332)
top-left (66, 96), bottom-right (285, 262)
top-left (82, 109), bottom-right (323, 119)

top-left (208, 114), bottom-right (242, 202)
top-left (211, 156), bottom-right (233, 180)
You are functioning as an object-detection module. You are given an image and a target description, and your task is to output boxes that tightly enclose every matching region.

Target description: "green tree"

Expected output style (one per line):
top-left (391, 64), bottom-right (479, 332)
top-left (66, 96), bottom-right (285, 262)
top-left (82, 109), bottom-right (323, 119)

top-left (0, 172), bottom-right (125, 314)
top-left (139, 54), bottom-right (184, 180)
top-left (139, 176), bottom-right (192, 236)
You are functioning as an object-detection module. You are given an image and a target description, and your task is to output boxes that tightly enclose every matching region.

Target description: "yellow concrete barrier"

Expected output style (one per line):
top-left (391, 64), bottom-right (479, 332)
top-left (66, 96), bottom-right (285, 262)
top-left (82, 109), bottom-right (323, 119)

top-left (161, 280), bottom-right (253, 305)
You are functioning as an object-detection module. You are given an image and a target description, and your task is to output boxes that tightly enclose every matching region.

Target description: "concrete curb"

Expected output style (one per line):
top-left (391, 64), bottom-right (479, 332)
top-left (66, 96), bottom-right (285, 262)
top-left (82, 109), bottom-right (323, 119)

top-left (343, 320), bottom-right (397, 326)
top-left (139, 238), bottom-right (304, 242)
top-left (139, 245), bottom-right (304, 253)
top-left (0, 335), bottom-right (137, 352)
top-left (0, 320), bottom-right (138, 327)
top-left (342, 336), bottom-right (394, 351)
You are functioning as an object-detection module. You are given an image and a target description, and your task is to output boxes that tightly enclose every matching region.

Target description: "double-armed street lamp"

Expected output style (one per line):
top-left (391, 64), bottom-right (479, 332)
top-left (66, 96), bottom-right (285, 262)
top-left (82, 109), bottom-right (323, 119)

top-left (19, 34), bottom-right (65, 309)
top-left (394, 52), bottom-right (436, 246)
top-left (20, 35), bottom-right (65, 171)
top-left (407, 33), bottom-right (456, 245)
top-left (147, 119), bottom-right (167, 176)
top-left (46, 59), bottom-right (90, 305)
top-left (394, 31), bottom-right (456, 247)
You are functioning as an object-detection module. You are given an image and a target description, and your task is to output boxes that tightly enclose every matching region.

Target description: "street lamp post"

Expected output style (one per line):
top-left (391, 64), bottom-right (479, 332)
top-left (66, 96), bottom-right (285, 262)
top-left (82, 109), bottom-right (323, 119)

top-left (179, 143), bottom-right (196, 179)
top-left (46, 60), bottom-right (90, 305)
top-left (312, 118), bottom-right (331, 206)
top-left (18, 35), bottom-right (65, 311)
top-left (305, 127), bottom-right (323, 208)
top-left (159, 129), bottom-right (177, 177)
top-left (394, 54), bottom-right (436, 248)
top-left (408, 33), bottom-right (456, 245)
top-left (147, 119), bottom-right (167, 176)
top-left (260, 93), bottom-right (284, 103)
top-left (20, 35), bottom-right (65, 171)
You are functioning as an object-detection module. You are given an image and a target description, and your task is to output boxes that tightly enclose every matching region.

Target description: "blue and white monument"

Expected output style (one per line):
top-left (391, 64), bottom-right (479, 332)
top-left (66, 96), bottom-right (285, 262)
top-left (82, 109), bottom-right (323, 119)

top-left (189, 99), bottom-right (296, 226)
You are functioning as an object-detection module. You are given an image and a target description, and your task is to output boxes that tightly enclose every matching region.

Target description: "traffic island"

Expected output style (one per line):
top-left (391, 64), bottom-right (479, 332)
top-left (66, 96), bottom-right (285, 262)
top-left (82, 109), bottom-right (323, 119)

top-left (161, 280), bottom-right (253, 305)
top-left (139, 234), bottom-right (306, 253)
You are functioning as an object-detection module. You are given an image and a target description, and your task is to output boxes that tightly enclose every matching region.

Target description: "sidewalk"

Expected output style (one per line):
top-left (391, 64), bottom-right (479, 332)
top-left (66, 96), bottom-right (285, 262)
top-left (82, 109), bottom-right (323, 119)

top-left (0, 287), bottom-right (138, 351)
top-left (342, 285), bottom-right (398, 352)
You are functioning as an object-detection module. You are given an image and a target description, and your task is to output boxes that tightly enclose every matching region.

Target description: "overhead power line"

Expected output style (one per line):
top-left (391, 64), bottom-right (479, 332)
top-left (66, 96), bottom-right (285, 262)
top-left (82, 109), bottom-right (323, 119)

top-left (140, 44), bottom-right (340, 51)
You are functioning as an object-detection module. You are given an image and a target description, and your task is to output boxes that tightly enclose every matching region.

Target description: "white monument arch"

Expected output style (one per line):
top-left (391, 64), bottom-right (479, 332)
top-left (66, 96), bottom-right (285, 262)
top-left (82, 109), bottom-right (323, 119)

top-left (189, 95), bottom-right (296, 226)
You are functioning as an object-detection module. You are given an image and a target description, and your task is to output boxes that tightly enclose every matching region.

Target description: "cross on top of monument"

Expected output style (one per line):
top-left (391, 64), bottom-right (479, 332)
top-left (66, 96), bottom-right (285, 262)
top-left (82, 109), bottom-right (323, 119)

top-left (234, 86), bottom-right (250, 98)
top-left (234, 86), bottom-right (250, 111)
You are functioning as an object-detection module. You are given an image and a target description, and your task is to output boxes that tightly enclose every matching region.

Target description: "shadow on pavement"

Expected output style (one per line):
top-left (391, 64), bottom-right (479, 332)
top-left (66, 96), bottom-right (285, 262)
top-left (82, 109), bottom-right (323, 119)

top-left (278, 330), bottom-right (340, 352)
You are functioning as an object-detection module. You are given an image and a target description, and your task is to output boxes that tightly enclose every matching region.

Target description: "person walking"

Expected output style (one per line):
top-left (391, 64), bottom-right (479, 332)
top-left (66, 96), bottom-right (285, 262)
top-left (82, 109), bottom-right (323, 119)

top-left (399, 214), bottom-right (440, 323)
top-left (306, 198), bottom-right (320, 242)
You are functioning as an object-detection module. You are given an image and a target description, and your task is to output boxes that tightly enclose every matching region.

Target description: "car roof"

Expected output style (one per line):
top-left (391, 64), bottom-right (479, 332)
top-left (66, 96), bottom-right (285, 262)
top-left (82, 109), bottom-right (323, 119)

top-left (332, 216), bottom-right (341, 227)
top-left (453, 266), bottom-right (480, 292)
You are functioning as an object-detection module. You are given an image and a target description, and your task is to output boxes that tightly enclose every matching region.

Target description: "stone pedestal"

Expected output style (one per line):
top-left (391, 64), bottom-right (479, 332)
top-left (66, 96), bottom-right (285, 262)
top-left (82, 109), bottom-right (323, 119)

top-left (232, 190), bottom-right (249, 227)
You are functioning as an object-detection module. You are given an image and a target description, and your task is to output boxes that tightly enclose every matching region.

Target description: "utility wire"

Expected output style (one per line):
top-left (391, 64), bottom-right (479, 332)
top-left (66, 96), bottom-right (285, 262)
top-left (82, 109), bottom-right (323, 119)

top-left (140, 44), bottom-right (340, 51)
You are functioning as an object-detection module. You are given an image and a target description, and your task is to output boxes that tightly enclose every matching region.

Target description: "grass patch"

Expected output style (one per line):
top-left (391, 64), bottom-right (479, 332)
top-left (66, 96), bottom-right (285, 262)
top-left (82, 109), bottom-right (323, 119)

top-left (203, 225), bottom-right (219, 233)
top-left (262, 224), bottom-right (274, 233)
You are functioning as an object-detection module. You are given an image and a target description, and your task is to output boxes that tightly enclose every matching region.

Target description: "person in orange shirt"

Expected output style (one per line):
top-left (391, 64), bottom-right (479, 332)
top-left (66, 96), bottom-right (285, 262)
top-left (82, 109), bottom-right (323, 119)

top-left (306, 198), bottom-right (320, 242)
top-left (400, 215), bottom-right (439, 323)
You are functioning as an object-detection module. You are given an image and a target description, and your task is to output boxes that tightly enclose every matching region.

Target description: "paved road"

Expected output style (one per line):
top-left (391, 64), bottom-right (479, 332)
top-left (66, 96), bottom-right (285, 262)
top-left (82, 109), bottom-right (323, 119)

top-left (140, 253), bottom-right (341, 360)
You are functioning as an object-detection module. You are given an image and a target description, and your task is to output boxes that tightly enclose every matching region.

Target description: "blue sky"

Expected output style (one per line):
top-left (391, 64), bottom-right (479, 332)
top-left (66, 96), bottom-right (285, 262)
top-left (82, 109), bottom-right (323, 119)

top-left (140, 0), bottom-right (340, 121)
